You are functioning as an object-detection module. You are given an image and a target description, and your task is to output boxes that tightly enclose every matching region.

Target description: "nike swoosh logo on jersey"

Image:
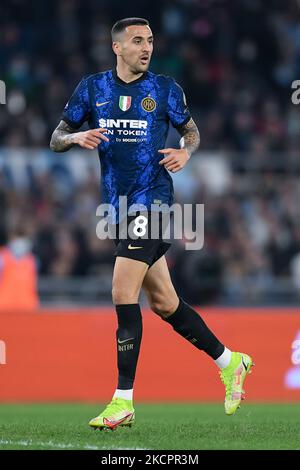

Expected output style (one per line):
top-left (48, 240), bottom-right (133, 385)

top-left (96, 101), bottom-right (110, 107)
top-left (118, 338), bottom-right (135, 344)
top-left (128, 244), bottom-right (143, 250)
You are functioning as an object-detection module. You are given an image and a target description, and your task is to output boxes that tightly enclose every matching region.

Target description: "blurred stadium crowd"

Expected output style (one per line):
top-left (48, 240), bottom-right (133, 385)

top-left (1, 0), bottom-right (300, 304)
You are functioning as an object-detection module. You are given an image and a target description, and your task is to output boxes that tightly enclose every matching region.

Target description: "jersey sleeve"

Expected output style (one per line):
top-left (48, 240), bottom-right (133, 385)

top-left (167, 78), bottom-right (191, 128)
top-left (61, 76), bottom-right (90, 129)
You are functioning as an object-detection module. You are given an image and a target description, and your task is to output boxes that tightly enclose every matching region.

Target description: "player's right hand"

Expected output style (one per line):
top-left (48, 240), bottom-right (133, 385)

top-left (72, 128), bottom-right (109, 150)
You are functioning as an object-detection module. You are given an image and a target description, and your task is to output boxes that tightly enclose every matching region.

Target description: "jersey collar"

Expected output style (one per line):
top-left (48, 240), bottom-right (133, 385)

top-left (112, 69), bottom-right (148, 86)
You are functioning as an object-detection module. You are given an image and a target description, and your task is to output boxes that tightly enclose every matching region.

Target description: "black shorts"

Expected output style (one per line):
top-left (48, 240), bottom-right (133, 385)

top-left (110, 212), bottom-right (172, 267)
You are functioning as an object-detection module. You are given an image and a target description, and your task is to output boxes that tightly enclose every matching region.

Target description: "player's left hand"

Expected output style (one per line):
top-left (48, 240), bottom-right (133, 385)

top-left (158, 148), bottom-right (190, 173)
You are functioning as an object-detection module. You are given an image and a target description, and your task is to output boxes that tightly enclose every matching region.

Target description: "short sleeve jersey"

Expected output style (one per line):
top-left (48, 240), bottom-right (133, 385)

top-left (62, 69), bottom-right (191, 223)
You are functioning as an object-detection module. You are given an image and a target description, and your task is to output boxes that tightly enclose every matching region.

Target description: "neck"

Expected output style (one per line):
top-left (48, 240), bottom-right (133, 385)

top-left (116, 63), bottom-right (144, 83)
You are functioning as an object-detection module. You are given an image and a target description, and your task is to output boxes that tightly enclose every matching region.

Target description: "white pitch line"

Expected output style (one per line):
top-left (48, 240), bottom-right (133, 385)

top-left (0, 439), bottom-right (147, 450)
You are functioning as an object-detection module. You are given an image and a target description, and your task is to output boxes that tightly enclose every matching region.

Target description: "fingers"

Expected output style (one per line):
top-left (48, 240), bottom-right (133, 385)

top-left (78, 128), bottom-right (110, 149)
top-left (89, 128), bottom-right (108, 136)
top-left (165, 161), bottom-right (179, 170)
top-left (159, 155), bottom-right (175, 165)
top-left (87, 136), bottom-right (102, 145)
top-left (79, 136), bottom-right (101, 149)
top-left (81, 141), bottom-right (98, 150)
top-left (159, 149), bottom-right (188, 171)
top-left (167, 164), bottom-right (181, 172)
top-left (90, 128), bottom-right (109, 142)
top-left (161, 157), bottom-right (183, 172)
top-left (98, 133), bottom-right (110, 142)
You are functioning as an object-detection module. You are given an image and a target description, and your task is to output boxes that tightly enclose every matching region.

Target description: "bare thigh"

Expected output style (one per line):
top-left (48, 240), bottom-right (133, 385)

top-left (142, 256), bottom-right (179, 318)
top-left (112, 256), bottom-right (149, 305)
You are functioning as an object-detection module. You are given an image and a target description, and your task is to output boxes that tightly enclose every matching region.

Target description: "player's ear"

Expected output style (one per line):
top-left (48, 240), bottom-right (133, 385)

top-left (112, 41), bottom-right (121, 56)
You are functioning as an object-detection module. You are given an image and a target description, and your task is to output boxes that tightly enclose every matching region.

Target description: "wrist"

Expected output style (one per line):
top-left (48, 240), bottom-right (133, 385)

top-left (184, 148), bottom-right (191, 159)
top-left (179, 138), bottom-right (191, 159)
top-left (69, 133), bottom-right (78, 145)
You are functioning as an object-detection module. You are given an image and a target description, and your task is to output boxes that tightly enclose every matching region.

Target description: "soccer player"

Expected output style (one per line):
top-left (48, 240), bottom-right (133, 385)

top-left (50, 18), bottom-right (253, 430)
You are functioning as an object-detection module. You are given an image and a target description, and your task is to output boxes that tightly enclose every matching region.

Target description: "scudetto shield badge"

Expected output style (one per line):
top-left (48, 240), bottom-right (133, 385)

top-left (119, 96), bottom-right (132, 111)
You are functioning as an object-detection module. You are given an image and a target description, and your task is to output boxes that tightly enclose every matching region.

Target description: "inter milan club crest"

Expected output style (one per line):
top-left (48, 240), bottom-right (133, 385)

top-left (141, 96), bottom-right (156, 112)
top-left (119, 96), bottom-right (132, 111)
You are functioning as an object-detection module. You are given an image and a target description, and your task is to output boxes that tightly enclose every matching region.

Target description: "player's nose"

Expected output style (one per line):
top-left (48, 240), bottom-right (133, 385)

top-left (142, 44), bottom-right (152, 53)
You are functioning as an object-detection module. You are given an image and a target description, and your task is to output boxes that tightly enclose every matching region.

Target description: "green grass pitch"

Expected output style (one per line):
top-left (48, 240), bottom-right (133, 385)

top-left (0, 403), bottom-right (300, 450)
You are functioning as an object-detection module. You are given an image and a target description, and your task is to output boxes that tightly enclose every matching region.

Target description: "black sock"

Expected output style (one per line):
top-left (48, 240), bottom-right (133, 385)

top-left (165, 298), bottom-right (224, 359)
top-left (115, 303), bottom-right (143, 390)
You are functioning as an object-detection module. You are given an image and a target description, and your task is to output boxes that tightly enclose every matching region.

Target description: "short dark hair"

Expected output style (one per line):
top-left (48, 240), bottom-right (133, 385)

top-left (111, 18), bottom-right (150, 41)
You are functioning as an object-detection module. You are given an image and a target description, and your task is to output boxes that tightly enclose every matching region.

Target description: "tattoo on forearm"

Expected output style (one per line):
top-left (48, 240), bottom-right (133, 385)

top-left (50, 120), bottom-right (77, 152)
top-left (178, 118), bottom-right (200, 157)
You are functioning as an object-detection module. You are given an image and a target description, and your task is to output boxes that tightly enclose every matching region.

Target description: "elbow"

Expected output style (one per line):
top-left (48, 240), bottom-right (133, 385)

top-left (49, 133), bottom-right (57, 152)
top-left (49, 132), bottom-right (62, 152)
top-left (49, 142), bottom-right (56, 152)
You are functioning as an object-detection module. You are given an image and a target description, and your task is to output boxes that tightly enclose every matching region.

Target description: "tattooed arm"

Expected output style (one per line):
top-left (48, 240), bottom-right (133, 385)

top-left (177, 117), bottom-right (200, 158)
top-left (50, 121), bottom-right (78, 152)
top-left (158, 118), bottom-right (200, 173)
top-left (50, 120), bottom-right (109, 153)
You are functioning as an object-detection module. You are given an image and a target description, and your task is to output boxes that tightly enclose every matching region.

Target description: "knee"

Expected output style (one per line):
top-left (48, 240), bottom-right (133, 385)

top-left (112, 285), bottom-right (139, 305)
top-left (149, 295), bottom-right (179, 320)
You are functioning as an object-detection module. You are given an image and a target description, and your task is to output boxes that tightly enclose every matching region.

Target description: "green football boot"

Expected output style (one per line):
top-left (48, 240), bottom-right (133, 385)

top-left (89, 397), bottom-right (135, 431)
top-left (220, 352), bottom-right (254, 415)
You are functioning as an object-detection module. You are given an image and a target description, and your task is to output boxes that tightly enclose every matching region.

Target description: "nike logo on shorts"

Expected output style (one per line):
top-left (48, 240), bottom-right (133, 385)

top-left (128, 244), bottom-right (143, 250)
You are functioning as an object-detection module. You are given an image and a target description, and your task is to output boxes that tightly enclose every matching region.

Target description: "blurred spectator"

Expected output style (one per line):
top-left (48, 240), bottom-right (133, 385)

top-left (0, 223), bottom-right (39, 312)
